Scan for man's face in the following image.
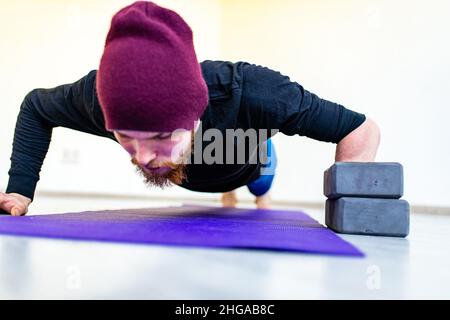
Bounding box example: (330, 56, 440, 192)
(114, 128, 194, 188)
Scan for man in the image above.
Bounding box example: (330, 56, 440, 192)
(0, 1, 380, 216)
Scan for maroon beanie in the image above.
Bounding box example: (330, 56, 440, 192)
(96, 1, 208, 132)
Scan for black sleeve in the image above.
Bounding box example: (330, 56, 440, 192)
(5, 70, 116, 201)
(240, 63, 366, 142)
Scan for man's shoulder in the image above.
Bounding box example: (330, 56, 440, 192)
(200, 60, 250, 98)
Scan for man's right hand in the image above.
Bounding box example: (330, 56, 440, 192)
(0, 192, 32, 216)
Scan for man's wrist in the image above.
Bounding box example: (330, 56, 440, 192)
(5, 174, 37, 201)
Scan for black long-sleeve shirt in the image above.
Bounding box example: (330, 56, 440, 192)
(6, 60, 366, 201)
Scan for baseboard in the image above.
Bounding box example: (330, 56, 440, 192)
(33, 190, 450, 215)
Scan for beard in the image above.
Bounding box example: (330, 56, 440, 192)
(130, 129, 194, 188)
(131, 158, 187, 188)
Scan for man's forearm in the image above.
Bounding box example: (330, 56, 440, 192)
(335, 118, 380, 162)
(6, 91, 53, 201)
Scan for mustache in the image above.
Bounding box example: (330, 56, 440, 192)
(130, 158, 180, 170)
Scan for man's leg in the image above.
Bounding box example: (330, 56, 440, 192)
(247, 138, 278, 209)
(221, 190, 238, 207)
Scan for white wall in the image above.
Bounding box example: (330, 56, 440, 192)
(220, 0, 450, 207)
(1, 0, 449, 207)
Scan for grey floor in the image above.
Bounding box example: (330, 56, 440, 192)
(0, 195, 449, 299)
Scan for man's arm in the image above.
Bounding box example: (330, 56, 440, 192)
(240, 63, 368, 145)
(2, 70, 115, 213)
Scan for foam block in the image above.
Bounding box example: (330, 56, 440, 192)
(325, 197, 410, 237)
(324, 162, 404, 199)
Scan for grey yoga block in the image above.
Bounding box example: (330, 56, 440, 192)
(324, 162, 404, 199)
(325, 197, 410, 237)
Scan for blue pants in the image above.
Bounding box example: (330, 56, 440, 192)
(247, 138, 277, 197)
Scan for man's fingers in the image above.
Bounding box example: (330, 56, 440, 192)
(11, 207, 21, 216)
(0, 193, 13, 204)
(0, 195, 11, 213)
(0, 194, 29, 216)
(11, 206, 26, 216)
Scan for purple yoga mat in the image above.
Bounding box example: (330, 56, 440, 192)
(0, 205, 363, 257)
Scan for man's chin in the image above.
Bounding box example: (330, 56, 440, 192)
(139, 168, 174, 188)
(133, 164, 186, 188)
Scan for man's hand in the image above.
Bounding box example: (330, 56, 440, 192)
(335, 118, 381, 162)
(0, 192, 32, 216)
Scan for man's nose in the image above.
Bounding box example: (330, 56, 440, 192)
(134, 143, 157, 166)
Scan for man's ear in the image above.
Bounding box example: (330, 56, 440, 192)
(194, 119, 201, 133)
(112, 130, 122, 140)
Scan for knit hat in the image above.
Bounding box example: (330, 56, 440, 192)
(96, 1, 208, 131)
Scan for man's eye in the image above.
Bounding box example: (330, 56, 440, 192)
(158, 133, 172, 139)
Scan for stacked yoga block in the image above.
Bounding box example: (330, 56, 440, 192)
(324, 162, 410, 237)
